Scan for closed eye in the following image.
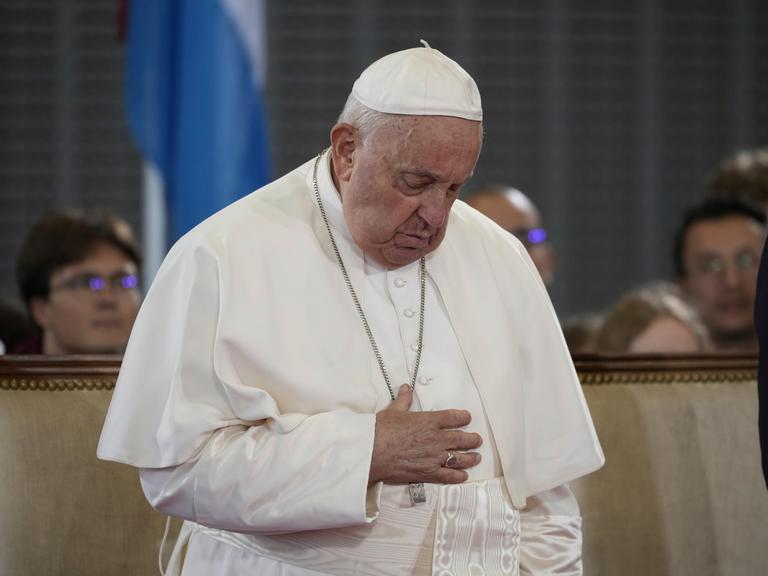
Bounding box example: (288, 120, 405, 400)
(401, 170, 468, 195)
(402, 174, 435, 191)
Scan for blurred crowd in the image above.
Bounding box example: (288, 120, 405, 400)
(1, 147, 766, 357)
(468, 147, 768, 355)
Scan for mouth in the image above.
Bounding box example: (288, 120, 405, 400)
(92, 319, 122, 329)
(396, 233, 431, 249)
(715, 298, 750, 314)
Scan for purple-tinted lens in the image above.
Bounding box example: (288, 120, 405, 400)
(527, 228, 547, 244)
(120, 274, 139, 289)
(89, 277, 106, 291)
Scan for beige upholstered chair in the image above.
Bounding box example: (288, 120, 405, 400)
(0, 356, 169, 576)
(572, 354, 768, 575)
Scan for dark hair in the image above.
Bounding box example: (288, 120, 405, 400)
(15, 210, 142, 307)
(0, 298, 34, 351)
(673, 196, 766, 278)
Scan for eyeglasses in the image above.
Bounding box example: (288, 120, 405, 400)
(51, 272, 139, 294)
(510, 227, 548, 247)
(689, 250, 759, 278)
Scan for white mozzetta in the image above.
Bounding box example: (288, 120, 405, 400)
(99, 150, 602, 574)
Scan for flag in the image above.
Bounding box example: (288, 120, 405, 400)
(124, 0, 271, 244)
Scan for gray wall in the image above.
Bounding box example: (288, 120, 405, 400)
(2, 0, 766, 318)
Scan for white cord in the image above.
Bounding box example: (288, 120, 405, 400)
(158, 515, 172, 575)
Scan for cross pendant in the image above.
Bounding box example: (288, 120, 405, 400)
(409, 482, 427, 505)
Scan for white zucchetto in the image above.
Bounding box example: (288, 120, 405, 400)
(351, 40, 482, 121)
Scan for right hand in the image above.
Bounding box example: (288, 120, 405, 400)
(368, 384, 483, 486)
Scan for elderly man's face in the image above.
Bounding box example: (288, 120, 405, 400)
(680, 215, 765, 347)
(331, 115, 482, 268)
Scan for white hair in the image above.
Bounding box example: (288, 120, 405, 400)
(336, 94, 394, 144)
(336, 93, 484, 146)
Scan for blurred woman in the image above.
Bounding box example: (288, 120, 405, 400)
(594, 283, 710, 354)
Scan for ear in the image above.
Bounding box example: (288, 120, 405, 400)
(29, 297, 51, 329)
(329, 123, 358, 183)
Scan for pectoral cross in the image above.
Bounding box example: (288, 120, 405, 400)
(409, 482, 426, 505)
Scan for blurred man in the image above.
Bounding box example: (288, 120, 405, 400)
(14, 210, 142, 354)
(674, 197, 766, 352)
(466, 186, 555, 285)
(709, 150, 768, 480)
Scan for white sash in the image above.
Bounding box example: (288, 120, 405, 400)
(432, 478, 520, 576)
(169, 478, 520, 575)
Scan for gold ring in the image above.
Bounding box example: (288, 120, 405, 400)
(444, 451, 457, 468)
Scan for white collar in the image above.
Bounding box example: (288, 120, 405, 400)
(309, 149, 356, 245)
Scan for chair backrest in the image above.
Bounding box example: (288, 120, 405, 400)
(0, 356, 168, 576)
(572, 354, 768, 576)
(2, 354, 766, 575)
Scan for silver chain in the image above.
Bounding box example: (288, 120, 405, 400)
(312, 151, 426, 401)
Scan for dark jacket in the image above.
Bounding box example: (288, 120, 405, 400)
(756, 235, 768, 488)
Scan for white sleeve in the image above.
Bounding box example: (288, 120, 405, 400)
(99, 236, 384, 534)
(140, 418, 384, 534)
(519, 484, 582, 575)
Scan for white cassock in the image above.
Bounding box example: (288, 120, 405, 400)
(98, 151, 604, 575)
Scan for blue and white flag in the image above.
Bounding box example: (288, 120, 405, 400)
(125, 0, 271, 244)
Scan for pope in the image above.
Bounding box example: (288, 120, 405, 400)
(98, 41, 604, 575)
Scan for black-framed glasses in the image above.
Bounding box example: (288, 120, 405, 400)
(52, 272, 139, 294)
(510, 227, 548, 247)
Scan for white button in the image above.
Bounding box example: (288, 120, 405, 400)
(419, 376, 430, 385)
(404, 308, 415, 318)
(394, 278, 407, 288)
(410, 343, 419, 352)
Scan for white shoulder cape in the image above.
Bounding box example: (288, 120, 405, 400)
(98, 157, 603, 508)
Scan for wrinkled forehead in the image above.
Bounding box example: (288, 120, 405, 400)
(369, 115, 482, 173)
(384, 114, 483, 140)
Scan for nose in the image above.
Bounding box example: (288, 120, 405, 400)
(417, 187, 450, 229)
(721, 262, 744, 288)
(94, 286, 119, 307)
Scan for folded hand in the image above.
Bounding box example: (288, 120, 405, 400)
(368, 384, 483, 485)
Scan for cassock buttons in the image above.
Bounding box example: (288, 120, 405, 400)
(394, 278, 407, 288)
(410, 343, 419, 352)
(404, 308, 415, 318)
(419, 375, 431, 385)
